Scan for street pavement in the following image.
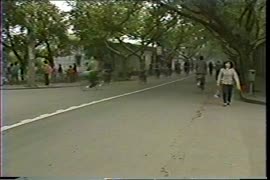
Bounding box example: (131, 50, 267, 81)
(2, 74, 266, 178)
(3, 75, 186, 126)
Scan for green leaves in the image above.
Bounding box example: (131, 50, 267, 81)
(3, 0, 69, 64)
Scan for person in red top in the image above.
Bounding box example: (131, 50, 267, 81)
(67, 65, 75, 82)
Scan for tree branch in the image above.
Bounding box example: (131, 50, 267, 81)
(104, 40, 123, 57)
(115, 1, 141, 28)
(178, 51, 191, 61)
(239, 0, 252, 25)
(4, 29, 25, 63)
(252, 36, 265, 50)
(159, 2, 211, 28)
(35, 40, 43, 48)
(2, 41, 12, 49)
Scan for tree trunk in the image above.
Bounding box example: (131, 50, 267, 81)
(20, 51, 29, 82)
(139, 54, 146, 71)
(121, 58, 129, 80)
(20, 62, 26, 81)
(48, 56, 54, 68)
(45, 40, 54, 68)
(237, 49, 254, 85)
(139, 54, 147, 82)
(27, 39, 36, 87)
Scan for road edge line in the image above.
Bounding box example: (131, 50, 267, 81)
(2, 75, 194, 132)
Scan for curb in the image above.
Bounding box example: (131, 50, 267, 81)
(1, 84, 82, 90)
(0, 76, 183, 91)
(239, 92, 266, 105)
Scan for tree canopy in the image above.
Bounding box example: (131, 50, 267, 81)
(2, 0, 265, 83)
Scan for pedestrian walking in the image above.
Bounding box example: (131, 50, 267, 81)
(43, 61, 52, 86)
(208, 62, 213, 76)
(103, 63, 113, 83)
(190, 61, 194, 72)
(51, 66, 57, 82)
(57, 64, 63, 81)
(166, 62, 172, 76)
(184, 61, 190, 75)
(73, 63, 78, 81)
(86, 70, 99, 88)
(175, 60, 181, 74)
(149, 63, 153, 75)
(11, 62, 19, 84)
(215, 61, 223, 80)
(139, 69, 147, 83)
(217, 61, 241, 106)
(155, 63, 161, 78)
(195, 56, 207, 90)
(67, 65, 75, 82)
(20, 64, 25, 81)
(7, 63, 13, 83)
(214, 61, 223, 98)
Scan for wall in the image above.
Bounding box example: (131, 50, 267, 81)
(112, 49, 155, 76)
(54, 53, 88, 72)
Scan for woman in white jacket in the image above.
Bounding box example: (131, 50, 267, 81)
(217, 61, 241, 106)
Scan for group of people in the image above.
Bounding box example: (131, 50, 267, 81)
(174, 60, 195, 75)
(194, 56, 241, 107)
(6, 62, 23, 84)
(44, 62, 79, 85)
(5, 61, 79, 86)
(149, 62, 170, 78)
(183, 61, 195, 75)
(148, 61, 195, 78)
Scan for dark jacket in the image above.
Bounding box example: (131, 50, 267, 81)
(196, 60, 207, 74)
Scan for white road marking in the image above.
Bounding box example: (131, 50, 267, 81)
(2, 75, 193, 132)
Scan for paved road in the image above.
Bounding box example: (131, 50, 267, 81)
(3, 76, 183, 126)
(2, 75, 265, 178)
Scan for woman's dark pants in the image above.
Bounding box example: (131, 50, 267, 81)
(222, 84, 233, 104)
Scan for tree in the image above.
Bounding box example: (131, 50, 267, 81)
(69, 0, 184, 80)
(151, 0, 266, 83)
(2, 0, 69, 86)
(69, 0, 146, 78)
(104, 2, 180, 79)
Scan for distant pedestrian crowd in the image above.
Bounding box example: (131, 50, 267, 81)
(4, 61, 79, 86)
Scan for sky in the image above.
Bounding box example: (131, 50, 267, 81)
(50, 1, 72, 12)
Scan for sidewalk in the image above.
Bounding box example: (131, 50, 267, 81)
(240, 76, 266, 105)
(1, 82, 82, 90)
